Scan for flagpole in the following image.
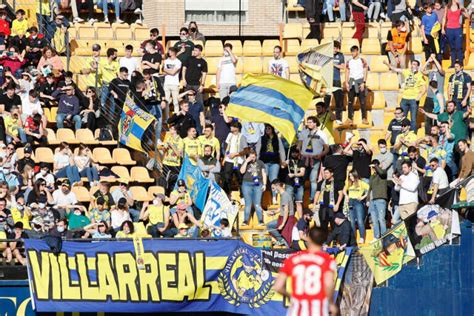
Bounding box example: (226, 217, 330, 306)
(154, 120, 159, 185)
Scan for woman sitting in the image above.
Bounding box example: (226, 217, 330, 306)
(53, 142, 81, 185)
(74, 144, 100, 186)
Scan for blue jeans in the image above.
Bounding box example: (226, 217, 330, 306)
(349, 198, 366, 240)
(446, 28, 463, 67)
(100, 84, 115, 115)
(368, 199, 387, 239)
(55, 166, 81, 184)
(97, 0, 120, 19)
(128, 208, 140, 222)
(325, 0, 347, 21)
(400, 98, 418, 132)
(267, 219, 288, 246)
(307, 160, 321, 201)
(7, 128, 27, 144)
(264, 163, 280, 197)
(56, 113, 82, 130)
(241, 181, 263, 223)
(392, 205, 401, 225)
(150, 104, 162, 140)
(79, 167, 99, 183)
(285, 184, 304, 203)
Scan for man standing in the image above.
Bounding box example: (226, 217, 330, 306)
(313, 167, 344, 230)
(421, 4, 439, 60)
(352, 0, 368, 44)
(98, 48, 119, 114)
(184, 89, 205, 135)
(393, 119, 418, 157)
(197, 145, 221, 181)
(325, 41, 345, 125)
(298, 116, 329, 201)
(216, 43, 238, 98)
(385, 60, 426, 132)
(167, 100, 196, 138)
(242, 122, 265, 152)
(344, 137, 373, 182)
(182, 44, 207, 104)
(267, 180, 295, 247)
(222, 121, 248, 194)
(345, 46, 368, 125)
(163, 47, 182, 115)
(119, 45, 139, 80)
(268, 45, 289, 79)
(109, 67, 131, 125)
(182, 126, 202, 165)
(393, 160, 420, 220)
(141, 40, 162, 76)
(273, 227, 337, 316)
(448, 61, 472, 112)
(304, 0, 324, 41)
(173, 27, 194, 64)
(428, 157, 449, 204)
(198, 124, 221, 160)
(386, 20, 409, 67)
(368, 159, 388, 239)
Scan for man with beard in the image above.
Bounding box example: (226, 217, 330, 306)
(291, 208, 314, 250)
(198, 145, 221, 181)
(98, 48, 120, 114)
(324, 212, 357, 249)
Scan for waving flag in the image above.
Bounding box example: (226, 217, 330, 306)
(176, 155, 210, 210)
(227, 73, 313, 143)
(297, 41, 334, 96)
(118, 95, 155, 152)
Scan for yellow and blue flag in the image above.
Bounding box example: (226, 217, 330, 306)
(176, 155, 210, 210)
(227, 73, 313, 143)
(118, 95, 155, 152)
(297, 42, 334, 96)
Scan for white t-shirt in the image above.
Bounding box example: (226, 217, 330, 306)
(53, 153, 71, 169)
(73, 155, 91, 172)
(163, 58, 182, 86)
(52, 189, 78, 206)
(224, 133, 244, 164)
(346, 57, 366, 82)
(217, 56, 236, 84)
(432, 167, 449, 190)
(119, 56, 140, 80)
(34, 173, 55, 186)
(268, 58, 289, 78)
(22, 100, 43, 117)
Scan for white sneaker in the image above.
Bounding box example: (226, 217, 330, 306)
(135, 18, 143, 25)
(359, 238, 365, 244)
(103, 17, 109, 23)
(134, 8, 142, 14)
(116, 18, 125, 24)
(335, 120, 343, 125)
(73, 17, 84, 23)
(88, 18, 97, 25)
(380, 13, 386, 20)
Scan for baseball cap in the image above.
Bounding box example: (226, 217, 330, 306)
(92, 43, 101, 51)
(153, 193, 166, 200)
(177, 179, 186, 187)
(24, 146, 33, 154)
(96, 196, 105, 205)
(334, 212, 346, 219)
(61, 179, 71, 187)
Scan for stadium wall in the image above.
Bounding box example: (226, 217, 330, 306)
(143, 0, 282, 37)
(370, 221, 473, 316)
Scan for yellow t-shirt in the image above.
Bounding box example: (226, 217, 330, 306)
(116, 231, 136, 239)
(11, 19, 29, 36)
(162, 133, 183, 167)
(98, 59, 119, 84)
(148, 204, 168, 225)
(11, 207, 31, 230)
(37, 0, 51, 16)
(170, 190, 192, 206)
(395, 131, 417, 155)
(345, 181, 369, 199)
(401, 69, 425, 100)
(198, 135, 221, 157)
(183, 137, 202, 165)
(4, 115, 19, 137)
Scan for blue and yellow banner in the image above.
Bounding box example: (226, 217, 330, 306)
(118, 95, 155, 152)
(227, 74, 313, 143)
(176, 155, 210, 210)
(297, 42, 334, 96)
(24, 239, 286, 314)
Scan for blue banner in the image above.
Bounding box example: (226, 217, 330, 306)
(176, 156, 210, 210)
(24, 239, 287, 314)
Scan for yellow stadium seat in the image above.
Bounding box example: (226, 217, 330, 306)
(111, 166, 130, 180)
(112, 148, 137, 166)
(262, 39, 280, 56)
(56, 128, 79, 144)
(366, 73, 380, 91)
(283, 23, 303, 39)
(206, 57, 220, 75)
(72, 186, 91, 203)
(68, 27, 77, 40)
(300, 39, 319, 51)
(130, 186, 150, 202)
(370, 55, 390, 72)
(243, 57, 263, 74)
(224, 40, 242, 56)
(243, 40, 262, 56)
(204, 40, 224, 57)
(287, 57, 299, 74)
(92, 147, 116, 164)
(341, 25, 356, 38)
(366, 23, 380, 38)
(287, 0, 305, 11)
(289, 73, 301, 83)
(134, 27, 149, 41)
(45, 128, 60, 145)
(35, 147, 54, 164)
(148, 186, 165, 199)
(464, 54, 474, 70)
(108, 40, 124, 51)
(77, 25, 96, 40)
(341, 38, 360, 54)
(76, 129, 99, 145)
(94, 129, 117, 146)
(130, 166, 154, 183)
(369, 91, 386, 109)
(284, 39, 300, 56)
(115, 27, 132, 40)
(361, 38, 381, 55)
(322, 27, 340, 39)
(409, 37, 423, 54)
(96, 26, 114, 40)
(379, 73, 400, 90)
(49, 107, 58, 124)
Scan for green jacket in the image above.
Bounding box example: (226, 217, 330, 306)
(368, 166, 388, 200)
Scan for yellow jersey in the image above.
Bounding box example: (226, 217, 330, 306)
(395, 131, 417, 155)
(98, 59, 119, 84)
(182, 137, 202, 165)
(401, 69, 425, 100)
(198, 135, 221, 157)
(162, 133, 183, 167)
(345, 181, 369, 199)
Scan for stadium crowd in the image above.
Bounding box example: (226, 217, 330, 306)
(0, 1, 473, 266)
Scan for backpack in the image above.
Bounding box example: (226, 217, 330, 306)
(98, 128, 112, 141)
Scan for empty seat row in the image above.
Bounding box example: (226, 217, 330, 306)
(73, 185, 164, 203)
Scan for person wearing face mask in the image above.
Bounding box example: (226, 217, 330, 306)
(173, 27, 194, 64)
(385, 60, 427, 132)
(140, 193, 173, 238)
(49, 218, 74, 239)
(375, 139, 394, 181)
(0, 164, 19, 193)
(98, 48, 120, 115)
(25, 26, 47, 67)
(198, 145, 221, 181)
(188, 21, 205, 42)
(29, 202, 55, 236)
(10, 195, 31, 230)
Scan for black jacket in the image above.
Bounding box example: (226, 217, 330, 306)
(326, 220, 357, 247)
(168, 112, 196, 138)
